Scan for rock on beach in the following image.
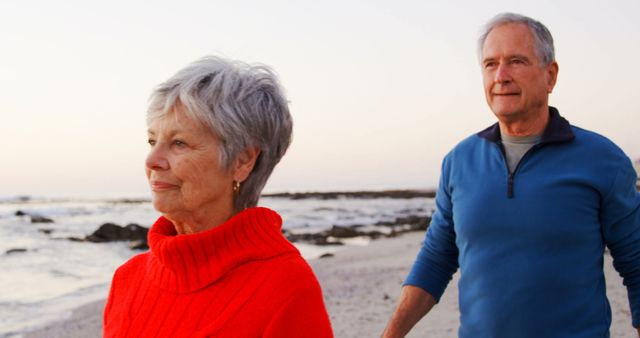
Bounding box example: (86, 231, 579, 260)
(15, 210, 55, 223)
(84, 223, 149, 250)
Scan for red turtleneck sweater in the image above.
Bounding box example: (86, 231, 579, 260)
(103, 207, 333, 337)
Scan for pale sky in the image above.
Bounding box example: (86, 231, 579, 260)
(1, 0, 638, 197)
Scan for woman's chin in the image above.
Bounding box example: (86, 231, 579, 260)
(151, 195, 179, 214)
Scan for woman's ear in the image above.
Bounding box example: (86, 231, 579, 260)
(233, 147, 261, 183)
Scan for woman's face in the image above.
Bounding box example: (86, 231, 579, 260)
(145, 107, 234, 219)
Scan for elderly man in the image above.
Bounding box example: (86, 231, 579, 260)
(382, 13, 640, 338)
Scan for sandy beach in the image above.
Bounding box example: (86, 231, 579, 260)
(23, 231, 638, 338)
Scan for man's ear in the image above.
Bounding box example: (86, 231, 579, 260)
(233, 147, 261, 183)
(546, 61, 559, 93)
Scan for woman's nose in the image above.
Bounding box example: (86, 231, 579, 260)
(145, 144, 169, 171)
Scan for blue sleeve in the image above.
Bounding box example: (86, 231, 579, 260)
(404, 155, 459, 302)
(601, 158, 640, 327)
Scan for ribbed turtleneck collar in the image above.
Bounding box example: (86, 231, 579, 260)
(146, 207, 298, 293)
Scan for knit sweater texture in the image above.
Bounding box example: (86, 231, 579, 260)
(405, 107, 640, 337)
(103, 207, 333, 337)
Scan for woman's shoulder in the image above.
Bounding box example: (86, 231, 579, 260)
(258, 254, 333, 337)
(112, 251, 151, 281)
(257, 252, 323, 290)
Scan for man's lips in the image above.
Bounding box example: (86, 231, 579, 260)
(150, 181, 180, 191)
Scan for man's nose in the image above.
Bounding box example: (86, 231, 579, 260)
(494, 63, 512, 84)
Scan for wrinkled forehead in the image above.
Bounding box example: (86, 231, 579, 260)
(147, 103, 206, 133)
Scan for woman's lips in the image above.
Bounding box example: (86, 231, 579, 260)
(150, 181, 179, 191)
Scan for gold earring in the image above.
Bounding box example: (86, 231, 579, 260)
(233, 180, 241, 193)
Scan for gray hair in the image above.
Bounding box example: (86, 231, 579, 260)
(478, 13, 555, 66)
(147, 56, 293, 212)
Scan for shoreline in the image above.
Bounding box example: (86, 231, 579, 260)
(1, 189, 437, 205)
(6, 192, 434, 254)
(22, 231, 638, 338)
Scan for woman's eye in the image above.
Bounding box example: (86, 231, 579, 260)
(173, 140, 188, 148)
(148, 139, 156, 146)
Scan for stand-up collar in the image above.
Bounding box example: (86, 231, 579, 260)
(477, 106, 575, 145)
(146, 207, 298, 293)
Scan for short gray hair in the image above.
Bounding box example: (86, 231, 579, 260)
(478, 13, 555, 66)
(147, 56, 293, 212)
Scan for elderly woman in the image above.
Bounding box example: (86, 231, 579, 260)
(103, 56, 333, 337)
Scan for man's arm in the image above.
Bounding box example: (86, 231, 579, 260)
(587, 155, 640, 337)
(381, 286, 437, 338)
(599, 153, 640, 330)
(381, 155, 458, 337)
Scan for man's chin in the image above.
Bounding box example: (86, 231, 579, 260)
(492, 108, 521, 119)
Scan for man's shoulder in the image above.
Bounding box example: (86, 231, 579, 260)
(446, 133, 489, 157)
(559, 125, 635, 185)
(569, 125, 627, 157)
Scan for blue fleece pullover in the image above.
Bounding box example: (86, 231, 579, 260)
(406, 107, 640, 337)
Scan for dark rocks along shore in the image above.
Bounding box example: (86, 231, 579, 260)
(13, 189, 435, 251)
(264, 189, 435, 200)
(15, 210, 55, 223)
(283, 215, 431, 246)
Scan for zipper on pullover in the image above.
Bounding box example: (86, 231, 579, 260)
(498, 142, 542, 199)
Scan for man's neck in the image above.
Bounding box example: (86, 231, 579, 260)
(498, 106, 549, 137)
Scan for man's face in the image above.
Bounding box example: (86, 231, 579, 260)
(481, 23, 558, 122)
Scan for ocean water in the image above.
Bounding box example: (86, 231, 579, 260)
(0, 195, 433, 337)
